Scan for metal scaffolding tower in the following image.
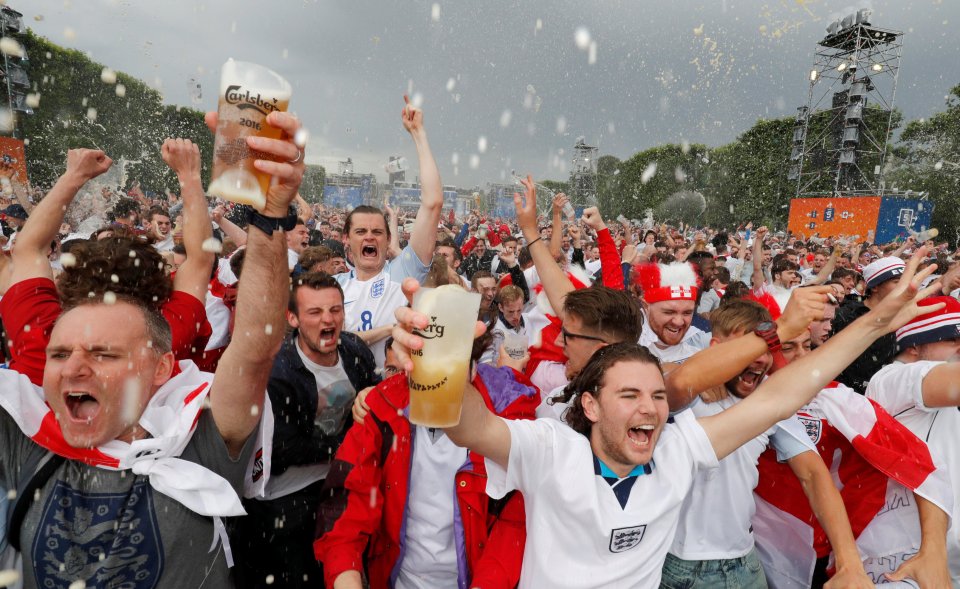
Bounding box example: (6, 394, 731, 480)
(789, 9, 903, 197)
(1, 5, 33, 138)
(569, 137, 598, 209)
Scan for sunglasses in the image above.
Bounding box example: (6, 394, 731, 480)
(561, 327, 607, 345)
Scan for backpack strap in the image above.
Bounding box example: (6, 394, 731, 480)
(6, 451, 64, 552)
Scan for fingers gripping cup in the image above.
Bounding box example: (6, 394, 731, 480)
(409, 285, 482, 427)
(208, 60, 292, 210)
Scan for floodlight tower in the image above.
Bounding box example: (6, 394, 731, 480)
(789, 9, 903, 197)
(569, 137, 598, 208)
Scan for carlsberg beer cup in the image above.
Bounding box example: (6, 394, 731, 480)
(409, 285, 482, 427)
(208, 60, 292, 209)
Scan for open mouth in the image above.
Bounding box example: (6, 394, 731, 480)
(319, 328, 337, 347)
(361, 245, 378, 259)
(737, 369, 764, 389)
(63, 391, 101, 424)
(627, 425, 655, 447)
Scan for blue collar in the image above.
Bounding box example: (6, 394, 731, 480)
(593, 455, 653, 479)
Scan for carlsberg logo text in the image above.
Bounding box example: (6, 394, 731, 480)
(225, 85, 282, 115)
(415, 317, 445, 340)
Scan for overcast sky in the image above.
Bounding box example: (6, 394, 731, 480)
(19, 0, 960, 188)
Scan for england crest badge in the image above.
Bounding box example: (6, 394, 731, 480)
(609, 525, 646, 553)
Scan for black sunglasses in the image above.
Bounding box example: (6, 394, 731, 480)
(561, 327, 607, 344)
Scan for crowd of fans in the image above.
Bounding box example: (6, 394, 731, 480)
(0, 98, 958, 589)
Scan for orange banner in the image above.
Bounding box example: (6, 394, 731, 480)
(787, 197, 880, 239)
(0, 136, 29, 185)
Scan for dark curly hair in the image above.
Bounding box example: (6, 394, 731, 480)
(550, 342, 662, 436)
(57, 237, 173, 310)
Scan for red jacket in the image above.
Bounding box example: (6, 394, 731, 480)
(315, 364, 539, 589)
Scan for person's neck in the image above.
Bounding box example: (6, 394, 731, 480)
(354, 265, 384, 281)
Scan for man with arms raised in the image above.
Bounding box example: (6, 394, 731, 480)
(390, 186, 943, 588)
(0, 110, 304, 588)
(337, 97, 443, 366)
(867, 296, 960, 585)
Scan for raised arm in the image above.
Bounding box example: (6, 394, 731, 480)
(806, 246, 840, 286)
(162, 138, 215, 304)
(402, 96, 443, 266)
(212, 204, 248, 246)
(10, 149, 112, 284)
(0, 161, 33, 213)
(751, 226, 768, 289)
(385, 204, 401, 260)
(210, 110, 305, 454)
(548, 194, 566, 260)
(701, 249, 942, 460)
(515, 177, 574, 317)
(664, 287, 826, 411)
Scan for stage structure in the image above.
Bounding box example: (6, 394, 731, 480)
(568, 137, 598, 213)
(0, 5, 33, 138)
(789, 9, 902, 198)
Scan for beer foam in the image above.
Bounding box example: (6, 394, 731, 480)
(208, 169, 266, 209)
(219, 60, 292, 101)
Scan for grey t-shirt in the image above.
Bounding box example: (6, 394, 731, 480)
(0, 409, 257, 589)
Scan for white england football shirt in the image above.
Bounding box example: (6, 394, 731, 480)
(867, 361, 960, 584)
(486, 411, 718, 588)
(335, 244, 430, 367)
(670, 395, 814, 560)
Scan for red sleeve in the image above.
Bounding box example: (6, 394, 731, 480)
(461, 235, 477, 257)
(487, 229, 502, 248)
(161, 291, 211, 361)
(0, 277, 62, 385)
(596, 228, 624, 290)
(314, 407, 387, 587)
(470, 493, 527, 589)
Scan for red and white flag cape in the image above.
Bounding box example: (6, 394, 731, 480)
(0, 360, 272, 518)
(752, 382, 952, 587)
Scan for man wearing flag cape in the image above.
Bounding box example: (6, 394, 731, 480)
(0, 109, 305, 589)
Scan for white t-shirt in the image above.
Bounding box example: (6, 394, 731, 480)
(335, 244, 430, 367)
(203, 290, 232, 351)
(639, 318, 708, 364)
(670, 395, 814, 560)
(287, 248, 300, 271)
(486, 411, 719, 588)
(295, 340, 357, 436)
(866, 360, 960, 584)
(396, 427, 467, 589)
(697, 289, 722, 315)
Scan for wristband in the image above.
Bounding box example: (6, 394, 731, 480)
(527, 236, 543, 248)
(754, 321, 781, 354)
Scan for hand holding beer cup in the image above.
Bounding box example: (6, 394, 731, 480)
(205, 109, 305, 218)
(207, 60, 297, 211)
(393, 278, 488, 427)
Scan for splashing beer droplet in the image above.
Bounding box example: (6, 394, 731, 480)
(100, 68, 117, 84)
(201, 238, 223, 253)
(430, 3, 440, 22)
(294, 128, 309, 148)
(61, 253, 77, 267)
(103, 291, 117, 305)
(574, 27, 591, 50)
(115, 84, 126, 98)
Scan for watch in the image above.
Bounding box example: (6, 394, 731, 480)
(754, 321, 782, 354)
(247, 208, 298, 235)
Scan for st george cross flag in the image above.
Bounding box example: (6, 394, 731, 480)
(752, 382, 952, 587)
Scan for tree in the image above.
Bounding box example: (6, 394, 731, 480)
(300, 164, 326, 202)
(19, 29, 212, 193)
(889, 85, 960, 241)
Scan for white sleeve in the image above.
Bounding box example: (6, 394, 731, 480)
(866, 361, 941, 415)
(387, 243, 431, 284)
(674, 410, 720, 472)
(770, 415, 817, 462)
(485, 418, 557, 500)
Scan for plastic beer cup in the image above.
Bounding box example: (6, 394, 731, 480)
(502, 331, 528, 361)
(208, 60, 292, 209)
(408, 285, 482, 427)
